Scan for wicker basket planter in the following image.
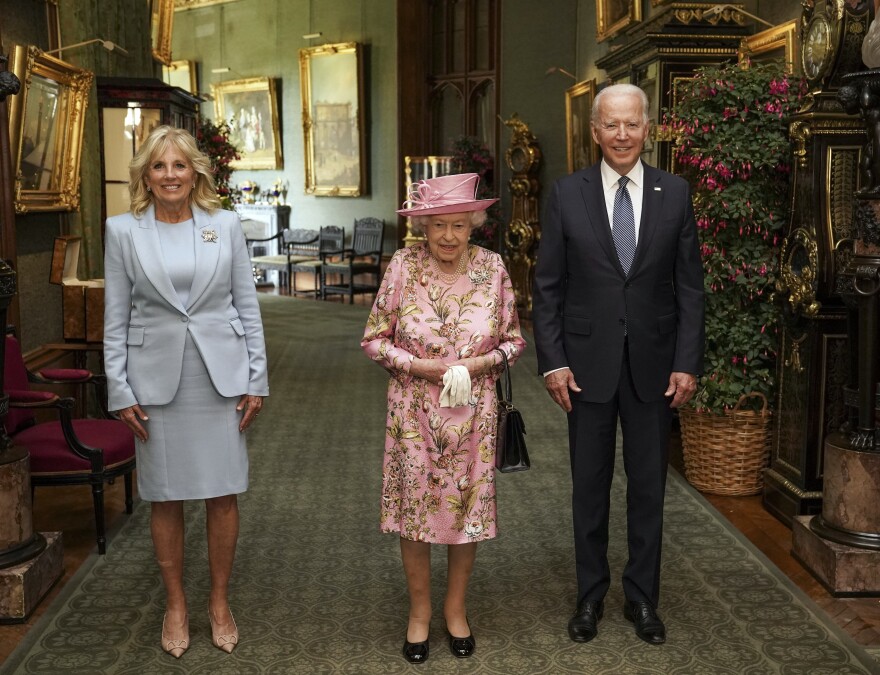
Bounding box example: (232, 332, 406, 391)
(678, 393, 772, 496)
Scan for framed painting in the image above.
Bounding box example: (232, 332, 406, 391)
(565, 79, 598, 173)
(212, 77, 283, 170)
(7, 45, 93, 213)
(597, 0, 641, 42)
(738, 20, 800, 74)
(299, 42, 367, 197)
(151, 0, 174, 65)
(163, 60, 197, 94)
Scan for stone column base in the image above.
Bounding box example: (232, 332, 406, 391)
(792, 516, 880, 596)
(0, 532, 63, 623)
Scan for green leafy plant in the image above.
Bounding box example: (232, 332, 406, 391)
(196, 117, 241, 210)
(449, 135, 501, 250)
(663, 61, 805, 412)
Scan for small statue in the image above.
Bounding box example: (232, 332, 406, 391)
(862, 0, 880, 68)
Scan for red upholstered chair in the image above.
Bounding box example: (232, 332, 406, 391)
(4, 335, 135, 554)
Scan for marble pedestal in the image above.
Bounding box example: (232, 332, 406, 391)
(791, 432, 880, 595)
(0, 531, 63, 622)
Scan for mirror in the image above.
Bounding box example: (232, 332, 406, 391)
(151, 0, 174, 66)
(8, 45, 93, 213)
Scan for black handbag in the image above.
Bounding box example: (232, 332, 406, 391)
(494, 349, 530, 473)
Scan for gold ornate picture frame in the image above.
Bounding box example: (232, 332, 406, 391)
(565, 79, 598, 173)
(738, 20, 800, 74)
(299, 42, 366, 197)
(7, 45, 93, 213)
(597, 0, 642, 42)
(162, 60, 197, 94)
(151, 0, 174, 66)
(212, 77, 283, 171)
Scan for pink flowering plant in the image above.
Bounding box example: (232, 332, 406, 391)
(450, 135, 501, 250)
(663, 60, 805, 412)
(196, 117, 241, 210)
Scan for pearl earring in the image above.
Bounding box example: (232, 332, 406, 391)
(147, 186, 152, 192)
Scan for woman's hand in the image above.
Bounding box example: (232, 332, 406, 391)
(450, 353, 497, 379)
(116, 404, 149, 442)
(409, 358, 449, 386)
(237, 394, 264, 432)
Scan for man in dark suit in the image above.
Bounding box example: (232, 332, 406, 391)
(532, 84, 704, 646)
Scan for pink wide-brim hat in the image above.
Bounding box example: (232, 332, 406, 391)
(397, 172, 498, 216)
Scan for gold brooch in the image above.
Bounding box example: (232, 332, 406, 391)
(202, 229, 218, 243)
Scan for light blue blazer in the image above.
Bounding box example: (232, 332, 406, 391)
(103, 204, 269, 411)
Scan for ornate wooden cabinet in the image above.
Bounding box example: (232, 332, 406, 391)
(764, 0, 873, 524)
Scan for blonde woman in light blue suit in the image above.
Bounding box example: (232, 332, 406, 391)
(103, 125, 268, 659)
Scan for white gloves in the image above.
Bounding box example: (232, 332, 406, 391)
(440, 365, 473, 407)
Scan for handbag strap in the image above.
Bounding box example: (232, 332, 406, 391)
(494, 348, 512, 404)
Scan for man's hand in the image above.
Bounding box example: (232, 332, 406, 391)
(545, 367, 581, 413)
(665, 372, 697, 408)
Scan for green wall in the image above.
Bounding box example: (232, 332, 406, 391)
(172, 0, 399, 247)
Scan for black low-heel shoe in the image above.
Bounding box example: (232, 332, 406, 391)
(402, 638, 429, 664)
(449, 632, 476, 658)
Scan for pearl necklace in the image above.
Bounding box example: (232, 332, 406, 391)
(430, 248, 468, 284)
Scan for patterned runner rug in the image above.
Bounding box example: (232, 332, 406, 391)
(3, 296, 878, 674)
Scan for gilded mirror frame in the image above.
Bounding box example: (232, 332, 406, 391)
(8, 45, 94, 213)
(151, 0, 174, 66)
(299, 42, 367, 197)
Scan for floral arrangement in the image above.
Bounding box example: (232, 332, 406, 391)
(196, 117, 241, 210)
(663, 60, 805, 413)
(449, 135, 501, 250)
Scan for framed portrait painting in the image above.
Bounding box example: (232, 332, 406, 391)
(738, 20, 800, 74)
(150, 0, 174, 65)
(597, 0, 642, 42)
(299, 42, 367, 197)
(212, 77, 283, 170)
(162, 60, 197, 94)
(566, 79, 598, 173)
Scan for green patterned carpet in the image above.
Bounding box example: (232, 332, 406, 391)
(2, 296, 879, 674)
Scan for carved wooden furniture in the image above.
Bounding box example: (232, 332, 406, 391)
(502, 114, 540, 315)
(290, 226, 346, 298)
(322, 218, 385, 303)
(236, 203, 292, 286)
(765, 0, 873, 524)
(5, 335, 135, 555)
(247, 229, 318, 294)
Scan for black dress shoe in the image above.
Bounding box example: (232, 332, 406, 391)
(448, 632, 476, 658)
(402, 638, 429, 664)
(624, 601, 666, 645)
(567, 599, 604, 643)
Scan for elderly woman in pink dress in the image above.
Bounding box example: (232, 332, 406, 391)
(362, 173, 525, 664)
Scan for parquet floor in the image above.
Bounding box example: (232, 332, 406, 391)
(1, 285, 878, 666)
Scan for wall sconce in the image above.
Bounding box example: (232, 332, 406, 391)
(45, 38, 129, 57)
(302, 32, 323, 40)
(705, 4, 773, 28)
(545, 66, 577, 81)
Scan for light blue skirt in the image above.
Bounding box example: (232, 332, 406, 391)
(136, 332, 248, 501)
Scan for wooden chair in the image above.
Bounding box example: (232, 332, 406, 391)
(4, 335, 136, 554)
(248, 228, 319, 293)
(321, 218, 385, 303)
(289, 225, 345, 298)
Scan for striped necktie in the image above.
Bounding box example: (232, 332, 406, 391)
(612, 176, 636, 275)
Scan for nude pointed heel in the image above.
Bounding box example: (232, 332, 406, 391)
(209, 608, 239, 653)
(161, 613, 189, 659)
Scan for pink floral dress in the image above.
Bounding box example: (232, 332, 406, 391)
(362, 243, 525, 544)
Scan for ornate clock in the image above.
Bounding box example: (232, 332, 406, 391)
(766, 0, 873, 523)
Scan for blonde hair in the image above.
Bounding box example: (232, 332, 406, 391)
(128, 125, 222, 217)
(411, 209, 488, 236)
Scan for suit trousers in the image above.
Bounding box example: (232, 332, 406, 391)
(567, 342, 673, 608)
